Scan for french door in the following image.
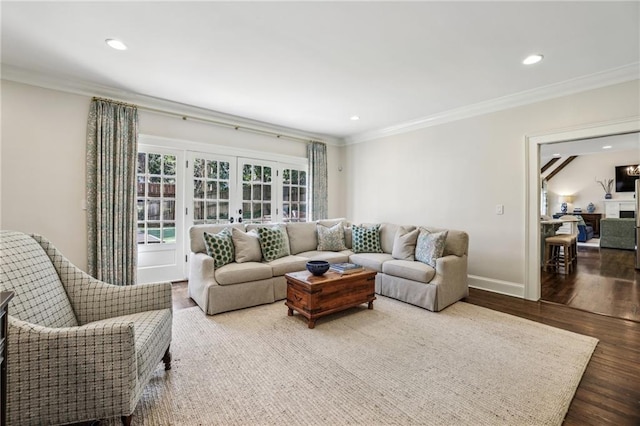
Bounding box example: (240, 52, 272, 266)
(137, 146, 185, 283)
(186, 153, 279, 225)
(136, 140, 308, 283)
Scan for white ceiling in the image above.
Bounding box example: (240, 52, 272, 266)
(2, 1, 639, 142)
(540, 132, 640, 166)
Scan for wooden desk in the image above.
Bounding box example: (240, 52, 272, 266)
(0, 291, 14, 426)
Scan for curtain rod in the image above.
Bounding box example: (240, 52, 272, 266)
(91, 96, 322, 144)
(137, 104, 322, 145)
(91, 96, 138, 108)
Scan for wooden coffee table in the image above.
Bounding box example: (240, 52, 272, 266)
(285, 269, 377, 328)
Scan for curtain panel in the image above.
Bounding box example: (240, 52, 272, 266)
(86, 98, 139, 285)
(307, 141, 328, 220)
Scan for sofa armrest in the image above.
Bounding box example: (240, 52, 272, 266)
(188, 252, 218, 312)
(7, 316, 137, 423)
(431, 254, 469, 310)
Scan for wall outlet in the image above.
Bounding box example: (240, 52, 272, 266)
(495, 204, 504, 215)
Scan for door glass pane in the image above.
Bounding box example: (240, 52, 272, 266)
(243, 202, 251, 219)
(207, 160, 217, 179)
(194, 201, 204, 221)
(163, 200, 175, 220)
(220, 182, 229, 200)
(253, 184, 262, 200)
(220, 162, 229, 180)
(147, 223, 161, 244)
(219, 202, 229, 220)
(206, 202, 217, 220)
(163, 155, 176, 175)
(254, 165, 262, 181)
(194, 181, 204, 198)
(162, 222, 175, 244)
(264, 186, 271, 201)
(194, 159, 205, 178)
(149, 154, 161, 175)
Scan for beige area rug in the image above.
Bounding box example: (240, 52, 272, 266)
(104, 297, 598, 425)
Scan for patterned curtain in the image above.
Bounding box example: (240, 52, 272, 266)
(307, 141, 328, 220)
(86, 98, 139, 285)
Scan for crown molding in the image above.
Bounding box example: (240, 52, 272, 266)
(344, 63, 640, 145)
(1, 64, 342, 146)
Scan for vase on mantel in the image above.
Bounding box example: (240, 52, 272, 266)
(605, 193, 612, 199)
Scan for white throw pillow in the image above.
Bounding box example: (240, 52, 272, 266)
(231, 228, 262, 263)
(391, 226, 419, 260)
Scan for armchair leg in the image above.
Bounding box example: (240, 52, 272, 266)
(163, 346, 172, 370)
(122, 415, 133, 426)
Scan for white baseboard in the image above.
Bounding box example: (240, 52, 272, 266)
(468, 275, 525, 299)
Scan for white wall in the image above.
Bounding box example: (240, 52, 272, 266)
(1, 80, 345, 271)
(546, 149, 640, 215)
(344, 79, 639, 296)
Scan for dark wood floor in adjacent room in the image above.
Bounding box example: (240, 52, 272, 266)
(541, 245, 639, 322)
(173, 282, 640, 425)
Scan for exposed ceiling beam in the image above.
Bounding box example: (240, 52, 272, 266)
(545, 156, 578, 181)
(541, 157, 560, 173)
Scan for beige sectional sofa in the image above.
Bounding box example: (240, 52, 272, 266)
(188, 219, 468, 315)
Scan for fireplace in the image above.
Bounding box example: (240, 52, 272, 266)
(620, 210, 636, 219)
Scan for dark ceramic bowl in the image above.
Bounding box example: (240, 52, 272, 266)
(306, 260, 330, 276)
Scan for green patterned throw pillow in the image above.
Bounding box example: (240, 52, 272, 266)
(352, 224, 383, 254)
(203, 228, 235, 268)
(317, 223, 347, 251)
(257, 226, 291, 262)
(415, 228, 448, 268)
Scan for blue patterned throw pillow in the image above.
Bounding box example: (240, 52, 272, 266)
(317, 223, 347, 251)
(257, 225, 291, 262)
(203, 228, 235, 268)
(415, 228, 448, 268)
(352, 224, 383, 254)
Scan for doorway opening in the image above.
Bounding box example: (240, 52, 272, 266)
(525, 118, 640, 321)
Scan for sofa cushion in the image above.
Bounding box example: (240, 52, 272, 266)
(267, 255, 310, 276)
(382, 259, 436, 284)
(286, 222, 318, 254)
(231, 228, 262, 263)
(257, 225, 291, 262)
(391, 226, 419, 260)
(317, 223, 347, 251)
(203, 229, 235, 268)
(352, 224, 383, 254)
(379, 223, 400, 254)
(349, 253, 394, 272)
(416, 228, 448, 267)
(215, 262, 273, 285)
(297, 250, 352, 264)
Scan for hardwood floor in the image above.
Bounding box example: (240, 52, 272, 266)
(172, 282, 640, 425)
(541, 245, 640, 322)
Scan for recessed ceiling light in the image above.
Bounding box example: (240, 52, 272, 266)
(522, 54, 543, 65)
(106, 39, 127, 51)
(350, 115, 360, 121)
(602, 145, 612, 149)
(553, 153, 561, 157)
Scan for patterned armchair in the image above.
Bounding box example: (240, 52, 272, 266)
(0, 231, 173, 426)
